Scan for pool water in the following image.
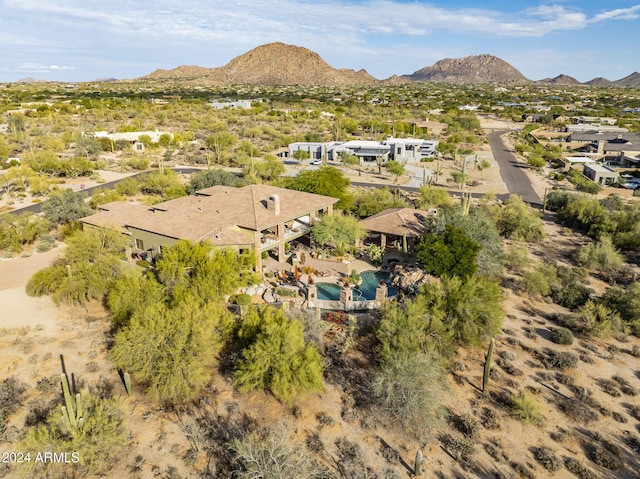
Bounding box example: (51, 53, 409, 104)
(316, 271, 396, 301)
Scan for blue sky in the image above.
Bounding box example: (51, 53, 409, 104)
(0, 0, 638, 83)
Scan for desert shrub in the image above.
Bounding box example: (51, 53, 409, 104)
(231, 426, 321, 479)
(481, 408, 501, 430)
(630, 405, 640, 421)
(612, 376, 637, 396)
(521, 263, 557, 297)
(315, 412, 335, 428)
(558, 398, 599, 424)
(511, 462, 536, 479)
(551, 281, 591, 310)
(539, 349, 578, 370)
(439, 433, 476, 459)
(574, 236, 624, 278)
(550, 327, 574, 345)
(230, 293, 252, 306)
(36, 234, 57, 252)
(511, 392, 544, 426)
(497, 195, 544, 242)
(451, 413, 481, 439)
(598, 379, 621, 397)
(503, 242, 530, 273)
(565, 458, 599, 479)
(574, 300, 623, 339)
(533, 446, 563, 472)
(590, 446, 620, 470)
(19, 393, 128, 478)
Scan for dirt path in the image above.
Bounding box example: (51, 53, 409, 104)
(0, 246, 65, 332)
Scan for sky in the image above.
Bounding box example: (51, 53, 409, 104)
(0, 0, 639, 83)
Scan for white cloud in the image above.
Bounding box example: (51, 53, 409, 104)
(17, 63, 76, 73)
(590, 5, 640, 23)
(4, 0, 639, 44)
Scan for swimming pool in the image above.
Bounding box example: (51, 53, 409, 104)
(316, 271, 396, 301)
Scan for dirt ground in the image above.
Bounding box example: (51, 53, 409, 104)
(1, 213, 640, 478)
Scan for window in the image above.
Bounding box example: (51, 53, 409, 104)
(135, 238, 144, 250)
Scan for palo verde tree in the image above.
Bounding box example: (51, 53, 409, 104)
(187, 168, 244, 194)
(418, 275, 504, 348)
(110, 298, 234, 403)
(285, 165, 353, 210)
(311, 210, 365, 256)
(42, 188, 93, 225)
(26, 227, 127, 305)
(155, 240, 257, 304)
(415, 224, 480, 280)
(234, 306, 324, 406)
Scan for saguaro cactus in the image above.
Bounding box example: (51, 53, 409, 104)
(61, 373, 84, 432)
(482, 337, 495, 393)
(123, 371, 132, 396)
(414, 449, 423, 476)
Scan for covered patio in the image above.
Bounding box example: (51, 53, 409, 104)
(358, 207, 437, 253)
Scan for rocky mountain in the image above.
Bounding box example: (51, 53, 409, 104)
(616, 72, 640, 87)
(585, 77, 613, 86)
(143, 42, 377, 86)
(539, 74, 581, 85)
(140, 43, 640, 88)
(402, 54, 530, 85)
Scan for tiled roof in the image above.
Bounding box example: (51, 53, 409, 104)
(80, 185, 338, 245)
(359, 208, 435, 237)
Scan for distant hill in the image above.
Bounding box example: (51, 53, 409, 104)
(143, 42, 378, 86)
(585, 77, 613, 86)
(538, 74, 581, 85)
(402, 54, 530, 85)
(615, 72, 640, 87)
(139, 43, 640, 88)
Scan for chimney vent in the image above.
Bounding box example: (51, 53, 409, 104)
(266, 194, 280, 215)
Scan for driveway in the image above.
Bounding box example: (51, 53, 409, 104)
(488, 130, 541, 206)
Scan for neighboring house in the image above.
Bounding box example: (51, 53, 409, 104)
(570, 132, 640, 165)
(582, 164, 619, 186)
(287, 137, 439, 164)
(80, 185, 338, 272)
(207, 99, 252, 109)
(359, 207, 437, 252)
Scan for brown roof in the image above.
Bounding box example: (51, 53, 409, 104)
(80, 185, 338, 245)
(359, 208, 434, 237)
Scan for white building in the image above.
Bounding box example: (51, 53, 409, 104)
(287, 137, 438, 164)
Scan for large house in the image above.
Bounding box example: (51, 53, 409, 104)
(80, 185, 338, 272)
(287, 137, 439, 164)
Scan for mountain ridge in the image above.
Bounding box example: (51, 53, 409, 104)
(139, 42, 640, 87)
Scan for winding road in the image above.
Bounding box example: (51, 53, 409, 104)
(487, 130, 542, 206)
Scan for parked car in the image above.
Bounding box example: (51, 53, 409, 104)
(623, 182, 640, 189)
(310, 159, 322, 165)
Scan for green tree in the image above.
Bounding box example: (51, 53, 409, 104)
(417, 185, 453, 211)
(384, 160, 405, 182)
(156, 241, 256, 304)
(187, 168, 243, 194)
(42, 189, 93, 225)
(372, 351, 448, 439)
(286, 166, 353, 210)
(311, 211, 365, 255)
(573, 300, 622, 339)
(418, 275, 504, 347)
(292, 149, 310, 161)
(0, 212, 50, 252)
(234, 306, 324, 406)
(496, 195, 544, 242)
(26, 228, 127, 305)
(415, 225, 480, 279)
(111, 299, 233, 403)
(574, 236, 624, 278)
(350, 187, 407, 218)
(255, 154, 286, 182)
(106, 272, 165, 327)
(338, 150, 360, 173)
(450, 171, 469, 188)
(137, 170, 186, 199)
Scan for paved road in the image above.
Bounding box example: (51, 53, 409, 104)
(487, 130, 542, 206)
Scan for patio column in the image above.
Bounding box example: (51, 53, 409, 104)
(253, 231, 263, 273)
(380, 233, 387, 249)
(276, 223, 285, 262)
